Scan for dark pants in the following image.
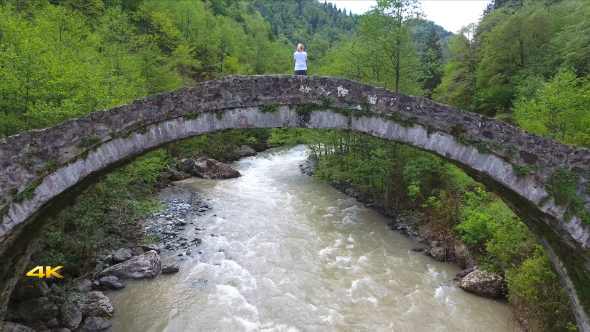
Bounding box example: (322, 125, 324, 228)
(294, 70, 307, 76)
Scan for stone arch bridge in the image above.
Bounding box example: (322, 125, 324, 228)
(1, 75, 590, 329)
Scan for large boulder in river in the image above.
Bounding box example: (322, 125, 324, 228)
(177, 157, 240, 179)
(1, 322, 36, 332)
(70, 291, 114, 318)
(459, 269, 505, 299)
(97, 250, 161, 279)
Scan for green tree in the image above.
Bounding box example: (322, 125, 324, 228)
(433, 24, 478, 110)
(419, 25, 443, 98)
(359, 0, 423, 93)
(513, 70, 590, 147)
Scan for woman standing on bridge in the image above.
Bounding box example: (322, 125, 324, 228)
(294, 44, 307, 76)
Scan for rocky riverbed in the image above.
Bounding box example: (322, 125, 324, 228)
(2, 155, 243, 332)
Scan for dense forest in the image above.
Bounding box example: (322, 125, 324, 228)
(1, 0, 589, 331)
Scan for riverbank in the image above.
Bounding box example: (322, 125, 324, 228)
(1, 162, 235, 332)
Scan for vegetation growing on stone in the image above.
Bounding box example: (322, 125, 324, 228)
(83, 136, 100, 148)
(14, 179, 42, 203)
(318, 96, 333, 109)
(260, 103, 279, 113)
(454, 133, 470, 145)
(390, 112, 416, 128)
(514, 164, 533, 177)
(0, 205, 8, 217)
(35, 157, 59, 175)
(506, 146, 517, 156)
(476, 142, 491, 154)
(185, 112, 200, 120)
(546, 168, 585, 221)
(295, 101, 319, 116)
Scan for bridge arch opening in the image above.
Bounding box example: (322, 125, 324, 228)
(1, 75, 589, 330)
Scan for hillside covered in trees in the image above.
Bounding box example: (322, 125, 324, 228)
(1, 0, 589, 331)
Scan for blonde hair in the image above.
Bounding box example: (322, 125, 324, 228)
(297, 44, 304, 51)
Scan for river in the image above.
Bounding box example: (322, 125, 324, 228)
(107, 146, 513, 332)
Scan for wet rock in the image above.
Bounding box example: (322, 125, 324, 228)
(158, 171, 172, 180)
(14, 297, 58, 329)
(112, 248, 133, 263)
(94, 262, 107, 274)
(455, 243, 478, 269)
(98, 276, 125, 290)
(49, 283, 63, 296)
(162, 265, 180, 274)
(0, 322, 36, 332)
(224, 145, 257, 162)
(429, 247, 447, 261)
(70, 291, 114, 318)
(459, 269, 505, 299)
(10, 279, 49, 302)
(177, 157, 240, 179)
(102, 255, 115, 266)
(166, 166, 191, 181)
(81, 317, 112, 332)
(77, 279, 93, 293)
(46, 318, 59, 328)
(299, 156, 316, 176)
(454, 266, 478, 282)
(59, 300, 83, 330)
(97, 251, 161, 279)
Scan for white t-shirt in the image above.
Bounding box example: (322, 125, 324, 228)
(294, 51, 307, 71)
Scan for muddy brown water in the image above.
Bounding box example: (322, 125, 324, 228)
(107, 146, 513, 332)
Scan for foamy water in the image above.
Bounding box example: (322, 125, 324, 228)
(107, 146, 514, 332)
